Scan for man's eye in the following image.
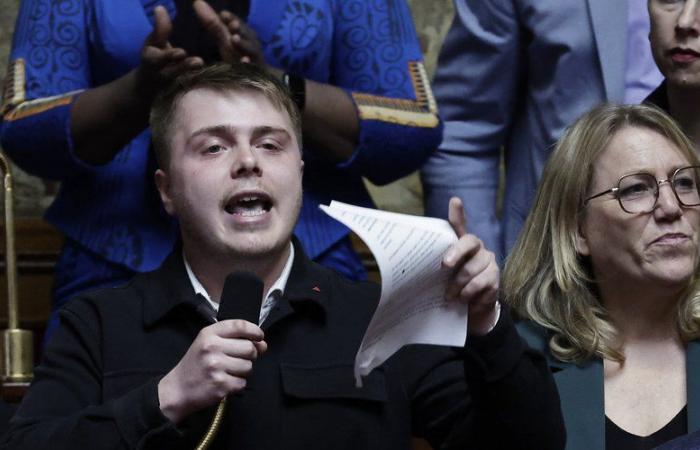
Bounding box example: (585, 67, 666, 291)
(258, 141, 281, 151)
(205, 144, 226, 154)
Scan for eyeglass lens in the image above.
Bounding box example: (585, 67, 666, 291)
(618, 167, 700, 213)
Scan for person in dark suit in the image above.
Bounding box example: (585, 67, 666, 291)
(504, 103, 700, 450)
(0, 63, 564, 450)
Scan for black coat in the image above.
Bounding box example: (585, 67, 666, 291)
(2, 246, 564, 449)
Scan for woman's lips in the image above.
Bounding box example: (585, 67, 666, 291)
(651, 233, 690, 246)
(670, 48, 700, 64)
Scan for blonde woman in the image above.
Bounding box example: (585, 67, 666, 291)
(504, 103, 700, 450)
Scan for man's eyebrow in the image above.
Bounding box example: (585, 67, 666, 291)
(251, 126, 292, 140)
(186, 125, 233, 145)
(186, 125, 292, 145)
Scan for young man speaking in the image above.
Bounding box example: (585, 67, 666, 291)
(2, 63, 563, 450)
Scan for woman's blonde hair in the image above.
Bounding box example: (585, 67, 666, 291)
(503, 103, 700, 363)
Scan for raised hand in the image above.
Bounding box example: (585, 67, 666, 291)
(136, 6, 204, 96)
(157, 319, 267, 424)
(193, 0, 266, 65)
(442, 197, 500, 336)
(220, 9, 265, 64)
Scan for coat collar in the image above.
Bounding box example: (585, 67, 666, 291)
(687, 340, 700, 431)
(261, 236, 329, 329)
(141, 245, 204, 327)
(141, 237, 328, 328)
(556, 340, 700, 449)
(517, 320, 700, 448)
(555, 359, 604, 450)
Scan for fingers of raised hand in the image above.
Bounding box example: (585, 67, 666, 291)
(442, 233, 481, 270)
(229, 19, 258, 42)
(193, 0, 230, 42)
(445, 245, 498, 304)
(141, 46, 184, 68)
(216, 12, 263, 63)
(157, 56, 203, 79)
(232, 34, 263, 62)
(219, 10, 255, 39)
(447, 196, 467, 238)
(146, 5, 173, 47)
(459, 257, 499, 310)
(220, 10, 239, 29)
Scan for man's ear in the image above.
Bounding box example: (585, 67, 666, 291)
(574, 222, 590, 257)
(155, 168, 175, 216)
(300, 159, 304, 175)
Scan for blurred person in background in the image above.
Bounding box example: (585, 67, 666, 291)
(422, 0, 663, 263)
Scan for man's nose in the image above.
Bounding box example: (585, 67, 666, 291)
(231, 145, 261, 177)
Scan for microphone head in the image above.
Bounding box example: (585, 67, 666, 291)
(217, 271, 264, 325)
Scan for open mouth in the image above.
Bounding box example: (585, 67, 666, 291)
(224, 193, 273, 217)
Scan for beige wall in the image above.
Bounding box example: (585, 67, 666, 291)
(0, 0, 455, 217)
(0, 0, 19, 84)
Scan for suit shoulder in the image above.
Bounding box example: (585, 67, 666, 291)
(61, 269, 160, 317)
(317, 262, 380, 299)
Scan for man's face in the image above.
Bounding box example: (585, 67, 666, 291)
(156, 88, 303, 262)
(649, 0, 700, 88)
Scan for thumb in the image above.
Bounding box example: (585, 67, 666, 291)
(146, 5, 173, 48)
(447, 196, 467, 238)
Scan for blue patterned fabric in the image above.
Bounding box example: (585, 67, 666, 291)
(1, 0, 441, 324)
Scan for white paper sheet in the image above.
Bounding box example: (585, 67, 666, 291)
(319, 201, 468, 387)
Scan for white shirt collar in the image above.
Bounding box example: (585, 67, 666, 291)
(183, 243, 295, 324)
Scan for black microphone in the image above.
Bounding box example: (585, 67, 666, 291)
(217, 271, 264, 325)
(198, 271, 263, 450)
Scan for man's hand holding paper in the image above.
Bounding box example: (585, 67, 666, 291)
(442, 196, 500, 337)
(320, 198, 501, 385)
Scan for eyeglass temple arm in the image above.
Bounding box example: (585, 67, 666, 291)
(583, 187, 617, 205)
